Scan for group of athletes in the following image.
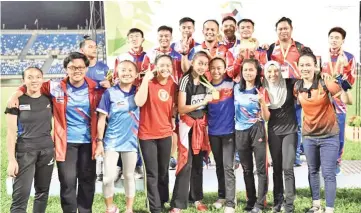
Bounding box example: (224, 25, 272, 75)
(5, 15, 356, 213)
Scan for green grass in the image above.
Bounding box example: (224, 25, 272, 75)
(1, 86, 361, 213)
(1, 189, 361, 213)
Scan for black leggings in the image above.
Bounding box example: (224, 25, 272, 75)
(268, 131, 297, 212)
(209, 133, 236, 208)
(235, 121, 268, 209)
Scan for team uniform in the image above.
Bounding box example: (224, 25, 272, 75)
(207, 78, 236, 208)
(19, 77, 99, 213)
(219, 37, 240, 50)
(170, 73, 210, 210)
(188, 42, 229, 61)
(294, 77, 341, 209)
(321, 50, 356, 165)
(86, 61, 109, 96)
(234, 85, 268, 211)
(114, 49, 146, 173)
(97, 85, 139, 201)
(6, 94, 54, 213)
(138, 77, 177, 213)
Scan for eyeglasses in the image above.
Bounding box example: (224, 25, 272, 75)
(67, 66, 86, 72)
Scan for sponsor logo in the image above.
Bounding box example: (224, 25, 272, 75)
(117, 101, 125, 107)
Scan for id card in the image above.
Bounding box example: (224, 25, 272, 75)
(280, 64, 289, 78)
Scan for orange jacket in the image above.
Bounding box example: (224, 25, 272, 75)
(19, 77, 100, 161)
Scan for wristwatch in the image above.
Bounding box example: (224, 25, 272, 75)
(96, 138, 103, 143)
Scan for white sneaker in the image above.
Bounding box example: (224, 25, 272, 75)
(213, 199, 226, 209)
(325, 207, 334, 213)
(224, 207, 235, 213)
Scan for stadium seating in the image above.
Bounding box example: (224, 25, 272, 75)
(48, 59, 65, 74)
(1, 32, 106, 75)
(27, 34, 85, 55)
(96, 33, 105, 48)
(27, 33, 106, 55)
(1, 60, 45, 75)
(1, 34, 31, 56)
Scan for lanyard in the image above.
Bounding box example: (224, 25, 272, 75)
(280, 43, 291, 61)
(328, 49, 343, 76)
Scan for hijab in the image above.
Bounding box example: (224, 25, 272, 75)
(263, 60, 287, 109)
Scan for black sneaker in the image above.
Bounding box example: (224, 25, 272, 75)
(96, 173, 103, 182)
(272, 206, 281, 213)
(243, 202, 255, 211)
(134, 166, 144, 179)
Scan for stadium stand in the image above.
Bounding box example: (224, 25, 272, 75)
(1, 34, 31, 56)
(1, 59, 45, 75)
(1, 31, 105, 76)
(27, 34, 85, 55)
(48, 59, 65, 75)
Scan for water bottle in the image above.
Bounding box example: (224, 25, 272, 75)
(96, 156, 104, 181)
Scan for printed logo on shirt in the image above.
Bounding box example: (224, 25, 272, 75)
(96, 69, 105, 75)
(158, 89, 170, 102)
(19, 104, 31, 111)
(117, 101, 126, 107)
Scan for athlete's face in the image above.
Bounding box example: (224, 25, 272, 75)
(23, 68, 43, 93)
(128, 32, 144, 49)
(210, 59, 226, 81)
(242, 62, 257, 82)
(117, 61, 137, 84)
(238, 21, 254, 39)
(266, 65, 280, 84)
(203, 21, 219, 42)
(66, 59, 88, 83)
(222, 20, 236, 39)
(298, 56, 316, 80)
(328, 32, 344, 50)
(81, 40, 97, 59)
(156, 57, 173, 79)
(158, 30, 172, 49)
(276, 21, 293, 42)
(180, 21, 195, 38)
(192, 55, 209, 76)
